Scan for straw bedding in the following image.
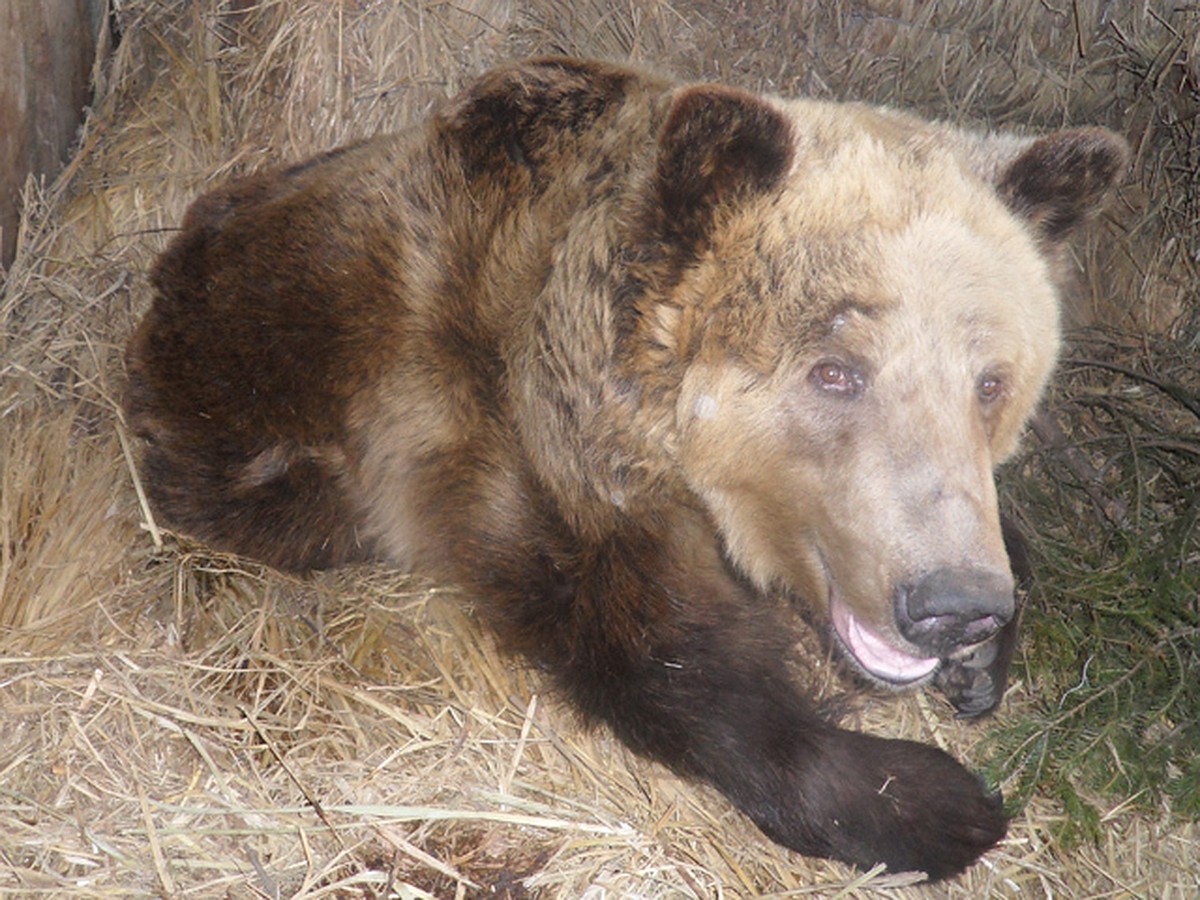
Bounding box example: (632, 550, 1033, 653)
(2, 1, 1196, 895)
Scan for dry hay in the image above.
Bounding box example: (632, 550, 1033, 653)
(1, 1, 1196, 896)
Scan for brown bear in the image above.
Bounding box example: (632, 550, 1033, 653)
(125, 57, 1127, 880)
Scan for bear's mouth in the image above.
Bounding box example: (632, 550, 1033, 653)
(829, 590, 939, 686)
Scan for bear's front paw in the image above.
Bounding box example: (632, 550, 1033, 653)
(831, 734, 1006, 880)
(755, 731, 1007, 881)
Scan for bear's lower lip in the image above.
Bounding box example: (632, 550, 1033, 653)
(829, 592, 939, 685)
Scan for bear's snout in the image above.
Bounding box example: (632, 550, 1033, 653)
(895, 568, 1015, 657)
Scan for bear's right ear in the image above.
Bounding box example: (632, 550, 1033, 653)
(653, 85, 794, 250)
(995, 128, 1129, 246)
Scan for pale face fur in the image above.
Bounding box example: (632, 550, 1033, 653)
(674, 99, 1060, 686)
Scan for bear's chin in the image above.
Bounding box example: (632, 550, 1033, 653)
(829, 590, 940, 687)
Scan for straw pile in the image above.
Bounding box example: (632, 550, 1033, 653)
(2, 1, 1196, 896)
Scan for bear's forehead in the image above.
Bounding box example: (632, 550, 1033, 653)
(877, 213, 1059, 352)
(762, 153, 1055, 334)
(771, 99, 1007, 230)
(739, 208, 1052, 336)
(717, 219, 1060, 389)
(822, 264, 1053, 358)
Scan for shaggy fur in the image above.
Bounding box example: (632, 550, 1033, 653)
(126, 58, 1127, 880)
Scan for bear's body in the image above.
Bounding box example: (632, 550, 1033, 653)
(126, 58, 1126, 880)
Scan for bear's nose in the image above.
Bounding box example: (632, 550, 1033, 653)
(895, 568, 1015, 657)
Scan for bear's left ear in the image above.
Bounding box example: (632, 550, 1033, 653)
(996, 127, 1129, 245)
(654, 85, 794, 249)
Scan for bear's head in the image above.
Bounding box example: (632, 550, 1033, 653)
(629, 84, 1127, 689)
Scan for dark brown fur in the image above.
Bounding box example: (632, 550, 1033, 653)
(126, 58, 1127, 880)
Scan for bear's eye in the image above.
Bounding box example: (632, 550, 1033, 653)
(810, 360, 864, 397)
(977, 372, 1005, 404)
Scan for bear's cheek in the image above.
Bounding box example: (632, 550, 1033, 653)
(674, 389, 814, 585)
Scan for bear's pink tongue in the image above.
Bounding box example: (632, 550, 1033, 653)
(831, 598, 939, 684)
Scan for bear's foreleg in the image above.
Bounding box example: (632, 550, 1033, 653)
(475, 513, 1007, 881)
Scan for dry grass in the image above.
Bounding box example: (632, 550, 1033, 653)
(1, 0, 1196, 896)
